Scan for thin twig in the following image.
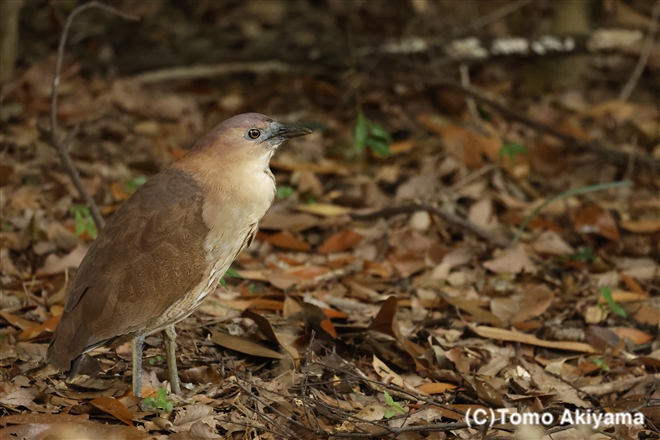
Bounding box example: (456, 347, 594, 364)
(471, 0, 534, 30)
(460, 64, 483, 131)
(446, 164, 495, 193)
(50, 1, 139, 230)
(351, 203, 511, 248)
(233, 377, 312, 438)
(619, 0, 660, 101)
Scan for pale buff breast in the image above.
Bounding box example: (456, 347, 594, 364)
(147, 153, 275, 333)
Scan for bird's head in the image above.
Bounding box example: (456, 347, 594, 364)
(174, 112, 311, 190)
(189, 113, 311, 161)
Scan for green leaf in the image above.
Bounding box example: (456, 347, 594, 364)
(143, 396, 157, 408)
(600, 286, 626, 318)
(70, 206, 97, 238)
(220, 267, 243, 288)
(384, 409, 395, 419)
(499, 142, 528, 162)
(86, 221, 98, 239)
(75, 220, 86, 236)
(367, 138, 392, 156)
(367, 121, 391, 142)
(157, 388, 167, 402)
(393, 402, 405, 414)
(383, 391, 394, 406)
(592, 357, 610, 372)
(569, 246, 596, 262)
(225, 268, 243, 279)
(126, 176, 148, 192)
(354, 111, 368, 153)
(154, 388, 173, 412)
(276, 185, 295, 199)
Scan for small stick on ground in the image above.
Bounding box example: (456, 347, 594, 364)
(460, 64, 483, 132)
(351, 203, 511, 248)
(130, 60, 303, 84)
(619, 0, 660, 102)
(50, 1, 139, 230)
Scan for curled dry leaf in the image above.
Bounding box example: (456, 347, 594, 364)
(89, 396, 134, 426)
(368, 296, 426, 369)
(0, 413, 150, 439)
(416, 382, 457, 395)
(619, 218, 660, 233)
(18, 314, 60, 341)
(373, 356, 404, 387)
(210, 330, 284, 359)
(262, 231, 311, 252)
(0, 310, 36, 330)
(612, 327, 654, 345)
(318, 229, 363, 253)
(573, 205, 620, 242)
(470, 325, 597, 353)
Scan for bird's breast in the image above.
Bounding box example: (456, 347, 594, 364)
(147, 161, 276, 332)
(200, 165, 275, 289)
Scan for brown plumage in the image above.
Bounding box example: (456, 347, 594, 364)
(46, 113, 312, 397)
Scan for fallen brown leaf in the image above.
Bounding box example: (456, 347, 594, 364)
(89, 396, 134, 426)
(470, 325, 597, 353)
(318, 229, 363, 253)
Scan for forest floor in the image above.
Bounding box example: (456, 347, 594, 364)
(1, 1, 659, 439)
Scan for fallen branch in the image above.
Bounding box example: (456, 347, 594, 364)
(351, 203, 511, 249)
(130, 60, 307, 84)
(50, 1, 139, 230)
(363, 28, 655, 64)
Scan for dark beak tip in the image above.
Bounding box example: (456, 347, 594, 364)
(285, 125, 313, 139)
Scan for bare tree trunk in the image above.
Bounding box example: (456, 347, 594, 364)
(0, 0, 25, 84)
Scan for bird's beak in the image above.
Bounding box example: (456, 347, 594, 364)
(279, 124, 313, 139)
(267, 122, 312, 143)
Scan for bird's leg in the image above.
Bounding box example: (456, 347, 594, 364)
(132, 333, 145, 398)
(162, 325, 181, 394)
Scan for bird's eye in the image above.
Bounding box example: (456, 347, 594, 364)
(247, 129, 261, 139)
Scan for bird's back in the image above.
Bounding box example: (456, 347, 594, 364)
(46, 167, 209, 373)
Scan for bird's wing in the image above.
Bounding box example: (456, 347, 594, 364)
(46, 167, 209, 372)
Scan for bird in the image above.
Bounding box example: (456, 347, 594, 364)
(46, 113, 312, 397)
